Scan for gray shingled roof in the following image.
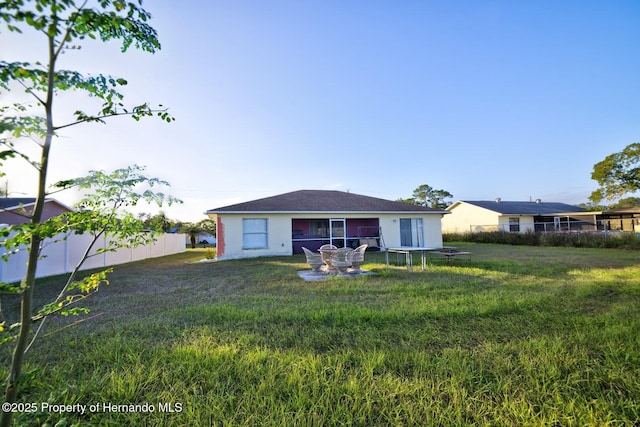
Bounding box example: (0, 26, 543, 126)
(207, 190, 446, 213)
(0, 198, 37, 209)
(461, 200, 586, 215)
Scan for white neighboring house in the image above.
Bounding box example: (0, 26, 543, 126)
(442, 199, 587, 233)
(206, 190, 448, 261)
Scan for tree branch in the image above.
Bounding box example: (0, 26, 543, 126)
(10, 72, 46, 107)
(53, 107, 172, 131)
(53, 0, 89, 60)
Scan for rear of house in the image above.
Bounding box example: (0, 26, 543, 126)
(207, 190, 448, 261)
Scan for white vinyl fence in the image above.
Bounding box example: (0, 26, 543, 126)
(0, 231, 186, 284)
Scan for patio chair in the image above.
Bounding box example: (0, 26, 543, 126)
(319, 244, 338, 272)
(330, 247, 354, 276)
(302, 247, 325, 275)
(347, 244, 368, 273)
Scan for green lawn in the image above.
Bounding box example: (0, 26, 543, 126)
(2, 243, 639, 426)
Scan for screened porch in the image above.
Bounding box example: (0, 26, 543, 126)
(291, 218, 382, 254)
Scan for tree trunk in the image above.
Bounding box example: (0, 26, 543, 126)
(0, 24, 56, 427)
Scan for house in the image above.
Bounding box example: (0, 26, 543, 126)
(0, 198, 73, 225)
(589, 207, 640, 233)
(441, 199, 587, 233)
(206, 190, 448, 260)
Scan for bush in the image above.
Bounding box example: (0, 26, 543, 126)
(443, 231, 640, 249)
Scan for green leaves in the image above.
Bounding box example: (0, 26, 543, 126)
(68, 2, 160, 53)
(52, 165, 182, 254)
(0, 0, 173, 134)
(1, 60, 126, 103)
(409, 184, 454, 209)
(0, 61, 175, 130)
(0, 218, 69, 262)
(31, 269, 111, 323)
(1, 0, 160, 53)
(0, 282, 21, 295)
(590, 143, 640, 203)
(0, 162, 186, 265)
(0, 150, 16, 161)
(0, 266, 112, 345)
(72, 165, 182, 209)
(0, 104, 47, 144)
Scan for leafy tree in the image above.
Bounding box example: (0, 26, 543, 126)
(138, 212, 184, 232)
(399, 184, 453, 209)
(0, 1, 171, 424)
(589, 143, 640, 203)
(144, 211, 170, 232)
(609, 197, 640, 209)
(577, 202, 608, 212)
(198, 218, 216, 238)
(180, 222, 201, 248)
(2, 165, 180, 350)
(395, 197, 415, 204)
(180, 219, 216, 248)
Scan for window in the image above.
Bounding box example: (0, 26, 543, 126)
(509, 217, 520, 232)
(310, 220, 329, 237)
(243, 219, 268, 249)
(399, 218, 424, 247)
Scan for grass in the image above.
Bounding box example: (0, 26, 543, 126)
(1, 243, 639, 426)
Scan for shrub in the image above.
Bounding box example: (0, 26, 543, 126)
(444, 231, 640, 249)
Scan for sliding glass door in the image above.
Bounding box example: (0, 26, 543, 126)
(399, 218, 424, 247)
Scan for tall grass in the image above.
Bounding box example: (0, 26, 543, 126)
(2, 245, 639, 426)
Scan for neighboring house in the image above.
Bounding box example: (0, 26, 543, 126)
(206, 190, 448, 260)
(0, 198, 73, 225)
(590, 207, 640, 233)
(442, 199, 587, 233)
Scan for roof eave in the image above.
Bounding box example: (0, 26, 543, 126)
(208, 210, 448, 215)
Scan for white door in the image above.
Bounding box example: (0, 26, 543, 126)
(330, 218, 346, 248)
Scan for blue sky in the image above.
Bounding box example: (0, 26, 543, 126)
(2, 0, 640, 221)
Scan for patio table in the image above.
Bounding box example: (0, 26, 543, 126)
(428, 248, 472, 264)
(385, 247, 438, 271)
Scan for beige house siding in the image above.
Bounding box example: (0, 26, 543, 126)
(214, 214, 285, 260)
(378, 213, 444, 248)
(442, 200, 587, 233)
(442, 202, 499, 233)
(443, 202, 540, 233)
(497, 216, 536, 232)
